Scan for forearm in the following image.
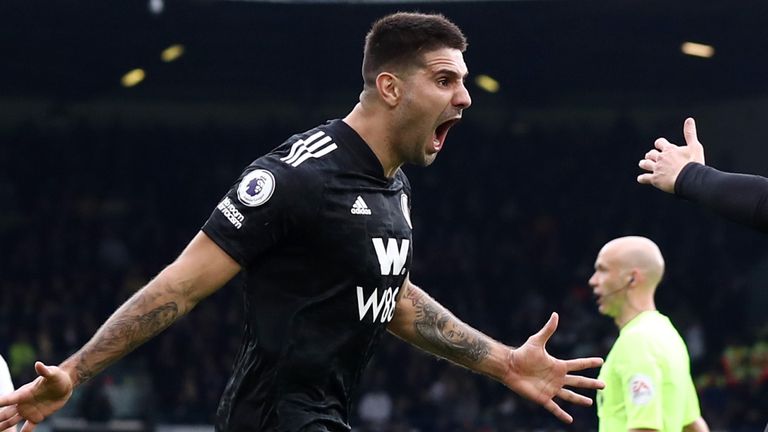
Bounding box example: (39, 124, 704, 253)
(388, 281, 509, 380)
(683, 417, 710, 432)
(675, 162, 768, 232)
(60, 267, 195, 387)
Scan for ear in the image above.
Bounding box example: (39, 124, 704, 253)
(375, 72, 401, 107)
(628, 269, 640, 287)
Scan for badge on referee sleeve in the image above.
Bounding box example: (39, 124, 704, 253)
(628, 374, 654, 405)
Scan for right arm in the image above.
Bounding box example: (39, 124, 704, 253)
(683, 417, 710, 432)
(638, 117, 768, 232)
(0, 231, 241, 432)
(674, 163, 768, 232)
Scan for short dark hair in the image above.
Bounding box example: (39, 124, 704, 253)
(362, 12, 467, 86)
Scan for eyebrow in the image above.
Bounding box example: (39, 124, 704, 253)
(433, 68, 469, 80)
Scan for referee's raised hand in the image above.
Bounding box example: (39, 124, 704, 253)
(501, 312, 604, 424)
(0, 361, 73, 432)
(638, 117, 706, 193)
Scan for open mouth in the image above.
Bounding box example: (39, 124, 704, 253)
(433, 118, 461, 151)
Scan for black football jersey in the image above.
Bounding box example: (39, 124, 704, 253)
(202, 119, 413, 432)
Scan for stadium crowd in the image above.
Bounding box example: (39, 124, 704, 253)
(2, 113, 767, 431)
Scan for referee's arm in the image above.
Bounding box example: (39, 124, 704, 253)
(683, 416, 710, 432)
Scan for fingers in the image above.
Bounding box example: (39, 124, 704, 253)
(645, 149, 660, 162)
(654, 138, 674, 151)
(637, 173, 653, 184)
(0, 413, 22, 431)
(564, 357, 604, 372)
(543, 399, 573, 424)
(564, 373, 603, 389)
(0, 388, 24, 407)
(0, 406, 17, 422)
(638, 158, 655, 172)
(531, 312, 559, 345)
(21, 419, 38, 432)
(557, 388, 593, 406)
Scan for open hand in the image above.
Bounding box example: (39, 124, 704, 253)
(638, 117, 706, 193)
(501, 312, 604, 423)
(0, 362, 74, 432)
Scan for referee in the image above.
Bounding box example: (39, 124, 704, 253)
(590, 236, 709, 432)
(0, 12, 603, 432)
(638, 117, 768, 231)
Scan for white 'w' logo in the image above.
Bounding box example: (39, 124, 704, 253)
(357, 287, 399, 323)
(372, 238, 409, 275)
(280, 131, 338, 167)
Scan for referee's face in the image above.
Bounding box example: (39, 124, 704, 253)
(590, 248, 627, 318)
(393, 47, 471, 167)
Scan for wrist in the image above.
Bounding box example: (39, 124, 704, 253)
(483, 343, 513, 381)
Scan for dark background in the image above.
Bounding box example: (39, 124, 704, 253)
(2, 0, 768, 430)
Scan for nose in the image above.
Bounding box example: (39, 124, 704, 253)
(453, 83, 472, 110)
(588, 273, 598, 290)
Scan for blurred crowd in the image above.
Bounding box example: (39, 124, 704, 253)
(2, 113, 768, 431)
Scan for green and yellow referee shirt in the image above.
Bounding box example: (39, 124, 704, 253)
(597, 311, 701, 431)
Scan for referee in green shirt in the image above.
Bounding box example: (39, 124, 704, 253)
(589, 236, 709, 432)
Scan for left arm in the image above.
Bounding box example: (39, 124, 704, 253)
(387, 278, 604, 424)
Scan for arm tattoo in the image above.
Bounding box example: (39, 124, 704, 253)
(75, 291, 180, 384)
(403, 286, 490, 364)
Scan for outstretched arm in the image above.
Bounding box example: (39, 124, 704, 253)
(0, 231, 241, 432)
(387, 278, 604, 424)
(638, 117, 768, 232)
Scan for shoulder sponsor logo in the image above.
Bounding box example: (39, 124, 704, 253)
(280, 131, 338, 168)
(351, 195, 372, 215)
(400, 193, 412, 229)
(217, 197, 244, 229)
(237, 169, 275, 207)
(629, 374, 654, 405)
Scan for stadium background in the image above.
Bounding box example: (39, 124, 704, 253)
(2, 0, 768, 430)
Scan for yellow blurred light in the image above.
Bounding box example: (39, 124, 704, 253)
(474, 74, 500, 93)
(121, 68, 146, 88)
(681, 42, 714, 58)
(161, 44, 185, 62)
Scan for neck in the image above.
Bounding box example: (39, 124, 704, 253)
(615, 298, 656, 329)
(343, 102, 403, 178)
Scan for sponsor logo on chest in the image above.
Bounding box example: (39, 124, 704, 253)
(356, 238, 409, 323)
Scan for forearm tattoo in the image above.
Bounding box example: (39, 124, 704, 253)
(75, 290, 179, 384)
(403, 286, 490, 364)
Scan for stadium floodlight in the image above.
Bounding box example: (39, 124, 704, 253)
(681, 42, 715, 58)
(121, 69, 146, 87)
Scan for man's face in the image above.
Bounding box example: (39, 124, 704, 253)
(393, 47, 472, 166)
(589, 247, 628, 318)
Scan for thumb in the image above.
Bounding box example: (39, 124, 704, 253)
(683, 117, 705, 163)
(34, 361, 53, 378)
(532, 312, 559, 345)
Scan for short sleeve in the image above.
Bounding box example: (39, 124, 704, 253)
(0, 355, 13, 395)
(202, 158, 317, 267)
(615, 340, 664, 430)
(683, 376, 702, 425)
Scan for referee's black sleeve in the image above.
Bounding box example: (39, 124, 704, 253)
(675, 162, 768, 232)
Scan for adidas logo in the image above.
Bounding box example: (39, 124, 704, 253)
(351, 195, 372, 215)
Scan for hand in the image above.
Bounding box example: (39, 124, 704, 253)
(0, 362, 74, 432)
(501, 312, 604, 423)
(637, 117, 706, 193)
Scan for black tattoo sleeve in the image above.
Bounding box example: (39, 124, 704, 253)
(402, 286, 490, 364)
(73, 289, 180, 384)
